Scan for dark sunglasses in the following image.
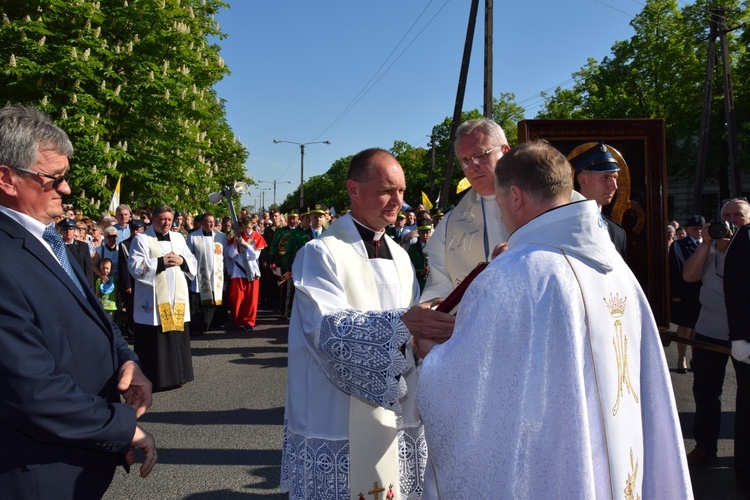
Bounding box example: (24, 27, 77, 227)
(13, 167, 71, 188)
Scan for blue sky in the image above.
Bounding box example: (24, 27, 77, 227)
(213, 1, 650, 209)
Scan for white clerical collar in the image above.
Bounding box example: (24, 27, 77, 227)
(351, 216, 385, 241)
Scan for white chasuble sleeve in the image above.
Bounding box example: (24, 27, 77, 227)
(129, 232, 158, 284)
(420, 215, 451, 301)
(318, 309, 410, 409)
(291, 240, 411, 409)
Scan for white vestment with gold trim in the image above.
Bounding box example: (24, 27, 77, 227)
(129, 227, 197, 326)
(417, 200, 691, 499)
(186, 228, 226, 304)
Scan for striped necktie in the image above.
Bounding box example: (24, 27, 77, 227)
(43, 225, 85, 296)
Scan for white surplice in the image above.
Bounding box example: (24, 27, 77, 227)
(280, 214, 426, 500)
(128, 227, 197, 326)
(417, 200, 691, 499)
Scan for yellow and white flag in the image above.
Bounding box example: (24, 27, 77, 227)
(457, 177, 471, 194)
(108, 176, 121, 214)
(421, 191, 433, 210)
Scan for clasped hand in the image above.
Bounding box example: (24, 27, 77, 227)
(163, 252, 183, 267)
(402, 299, 455, 358)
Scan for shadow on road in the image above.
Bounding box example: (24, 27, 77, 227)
(140, 407, 284, 426)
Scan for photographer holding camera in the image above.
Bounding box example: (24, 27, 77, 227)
(682, 198, 750, 477)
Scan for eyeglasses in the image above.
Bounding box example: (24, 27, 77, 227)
(13, 167, 71, 188)
(459, 146, 502, 169)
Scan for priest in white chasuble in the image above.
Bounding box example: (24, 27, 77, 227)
(417, 141, 691, 499)
(280, 148, 455, 500)
(129, 204, 198, 391)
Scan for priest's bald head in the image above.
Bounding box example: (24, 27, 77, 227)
(346, 148, 406, 232)
(494, 140, 573, 235)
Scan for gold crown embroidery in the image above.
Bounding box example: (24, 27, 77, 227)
(604, 292, 627, 318)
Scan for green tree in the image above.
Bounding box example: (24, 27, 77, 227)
(536, 62, 596, 120)
(0, 0, 248, 216)
(536, 0, 749, 184)
(492, 92, 525, 146)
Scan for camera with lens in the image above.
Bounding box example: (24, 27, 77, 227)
(707, 220, 736, 240)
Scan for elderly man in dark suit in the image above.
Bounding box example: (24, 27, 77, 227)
(0, 104, 156, 499)
(724, 210, 750, 496)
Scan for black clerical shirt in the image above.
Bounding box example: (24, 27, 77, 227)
(352, 219, 392, 260)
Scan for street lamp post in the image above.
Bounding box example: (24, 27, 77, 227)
(254, 188, 271, 213)
(273, 139, 331, 209)
(259, 179, 292, 207)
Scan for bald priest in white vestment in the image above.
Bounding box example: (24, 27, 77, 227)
(280, 148, 455, 500)
(416, 141, 692, 499)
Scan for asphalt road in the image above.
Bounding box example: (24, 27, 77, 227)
(103, 314, 745, 499)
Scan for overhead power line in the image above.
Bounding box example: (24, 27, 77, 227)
(312, 0, 451, 140)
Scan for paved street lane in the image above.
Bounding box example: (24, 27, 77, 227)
(105, 314, 745, 499)
(105, 311, 288, 499)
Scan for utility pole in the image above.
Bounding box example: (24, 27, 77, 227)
(430, 128, 437, 200)
(273, 139, 331, 210)
(484, 0, 493, 119)
(719, 13, 740, 199)
(693, 6, 741, 213)
(439, 0, 479, 209)
(259, 179, 292, 207)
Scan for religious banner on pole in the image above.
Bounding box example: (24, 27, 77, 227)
(108, 175, 122, 215)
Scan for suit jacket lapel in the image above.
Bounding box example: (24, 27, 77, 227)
(0, 214, 112, 337)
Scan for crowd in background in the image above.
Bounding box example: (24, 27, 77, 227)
(54, 199, 446, 336)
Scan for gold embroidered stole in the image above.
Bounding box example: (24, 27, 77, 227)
(148, 235, 187, 332)
(564, 251, 644, 499)
(194, 233, 224, 305)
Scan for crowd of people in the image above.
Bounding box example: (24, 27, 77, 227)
(3, 103, 750, 499)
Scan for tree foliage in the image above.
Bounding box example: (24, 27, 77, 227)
(537, 0, 750, 184)
(0, 0, 249, 217)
